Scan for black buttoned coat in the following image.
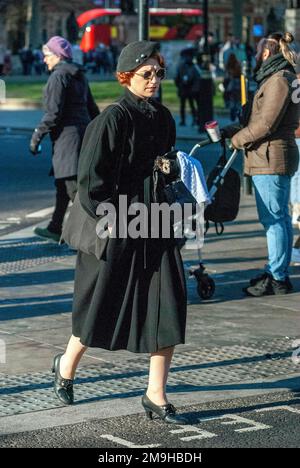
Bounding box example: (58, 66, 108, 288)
(72, 88, 187, 353)
(36, 61, 99, 178)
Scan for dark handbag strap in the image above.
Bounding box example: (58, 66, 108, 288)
(205, 219, 224, 236)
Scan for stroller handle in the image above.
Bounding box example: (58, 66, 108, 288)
(208, 149, 239, 198)
(189, 138, 212, 156)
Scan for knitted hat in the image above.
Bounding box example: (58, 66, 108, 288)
(116, 41, 159, 72)
(44, 36, 73, 60)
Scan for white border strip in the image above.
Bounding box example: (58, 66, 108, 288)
(26, 207, 54, 219)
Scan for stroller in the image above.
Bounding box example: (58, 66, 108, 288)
(157, 127, 240, 300)
(187, 137, 239, 299)
(157, 121, 238, 300)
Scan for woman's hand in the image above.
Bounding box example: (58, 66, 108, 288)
(231, 135, 241, 150)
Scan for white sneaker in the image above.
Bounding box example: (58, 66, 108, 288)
(291, 248, 300, 264)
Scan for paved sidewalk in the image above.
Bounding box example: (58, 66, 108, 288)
(0, 108, 299, 437)
(0, 193, 300, 436)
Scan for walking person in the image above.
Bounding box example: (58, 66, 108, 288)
(0, 43, 5, 75)
(19, 45, 34, 76)
(33, 46, 44, 75)
(174, 49, 200, 126)
(225, 32, 300, 296)
(224, 53, 242, 121)
(30, 36, 99, 242)
(52, 41, 188, 424)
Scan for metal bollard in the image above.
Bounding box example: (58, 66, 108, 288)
(243, 152, 253, 195)
(242, 150, 253, 195)
(243, 175, 253, 195)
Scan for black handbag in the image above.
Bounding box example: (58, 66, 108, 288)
(153, 151, 198, 241)
(163, 179, 197, 208)
(61, 192, 109, 259)
(153, 151, 197, 209)
(61, 103, 130, 259)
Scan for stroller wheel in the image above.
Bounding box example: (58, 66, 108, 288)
(197, 275, 215, 300)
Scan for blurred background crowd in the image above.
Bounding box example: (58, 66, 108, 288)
(0, 0, 299, 78)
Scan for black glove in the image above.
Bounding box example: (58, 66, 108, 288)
(29, 129, 42, 155)
(220, 124, 242, 140)
(161, 150, 178, 161)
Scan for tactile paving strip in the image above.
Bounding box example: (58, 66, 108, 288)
(0, 337, 298, 417)
(0, 238, 74, 275)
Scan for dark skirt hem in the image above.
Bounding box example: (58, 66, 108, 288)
(74, 334, 185, 354)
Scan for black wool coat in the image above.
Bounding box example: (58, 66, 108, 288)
(72, 88, 187, 353)
(174, 61, 201, 99)
(37, 61, 99, 179)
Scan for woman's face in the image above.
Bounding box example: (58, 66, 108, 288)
(127, 57, 165, 99)
(42, 46, 61, 71)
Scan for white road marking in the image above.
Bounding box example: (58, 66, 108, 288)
(256, 405, 300, 415)
(0, 217, 21, 231)
(205, 414, 271, 433)
(100, 434, 160, 448)
(259, 302, 300, 313)
(0, 134, 26, 139)
(26, 207, 54, 218)
(170, 425, 217, 441)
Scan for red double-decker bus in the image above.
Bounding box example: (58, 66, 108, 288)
(77, 8, 203, 52)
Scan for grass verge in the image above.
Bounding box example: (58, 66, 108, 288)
(4, 79, 225, 111)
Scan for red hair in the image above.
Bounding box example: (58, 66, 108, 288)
(116, 52, 165, 87)
(116, 71, 135, 86)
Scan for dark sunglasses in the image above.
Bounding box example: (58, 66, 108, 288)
(134, 68, 166, 80)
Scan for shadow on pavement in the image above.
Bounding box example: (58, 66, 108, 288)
(0, 292, 72, 320)
(0, 269, 74, 287)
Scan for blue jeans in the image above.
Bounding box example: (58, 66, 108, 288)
(252, 175, 293, 281)
(290, 139, 300, 205)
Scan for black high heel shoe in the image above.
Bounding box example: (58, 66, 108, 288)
(142, 393, 188, 424)
(52, 353, 74, 405)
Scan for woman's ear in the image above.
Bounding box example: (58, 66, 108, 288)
(262, 48, 270, 61)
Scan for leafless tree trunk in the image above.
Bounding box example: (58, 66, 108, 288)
(232, 0, 243, 41)
(26, 0, 41, 48)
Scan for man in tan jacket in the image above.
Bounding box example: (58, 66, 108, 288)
(227, 32, 300, 296)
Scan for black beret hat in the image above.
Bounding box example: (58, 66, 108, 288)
(116, 40, 160, 72)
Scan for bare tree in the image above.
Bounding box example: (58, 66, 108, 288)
(0, 1, 26, 45)
(0, 0, 24, 12)
(25, 0, 41, 48)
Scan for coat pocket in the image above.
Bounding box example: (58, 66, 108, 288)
(250, 141, 270, 168)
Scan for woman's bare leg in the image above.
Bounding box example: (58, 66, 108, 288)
(146, 346, 174, 406)
(59, 335, 87, 379)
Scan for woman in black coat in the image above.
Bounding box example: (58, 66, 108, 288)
(52, 41, 187, 424)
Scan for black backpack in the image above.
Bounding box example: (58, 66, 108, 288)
(204, 152, 240, 235)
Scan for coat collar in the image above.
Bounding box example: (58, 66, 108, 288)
(124, 87, 158, 114)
